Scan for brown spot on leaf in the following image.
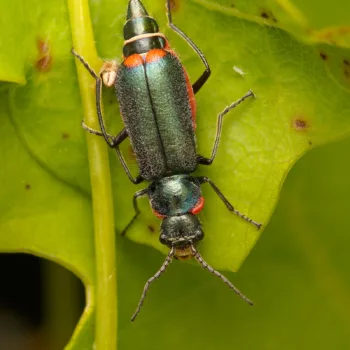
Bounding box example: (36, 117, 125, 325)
(36, 56, 52, 72)
(36, 39, 52, 72)
(319, 51, 328, 61)
(37, 39, 49, 54)
(261, 11, 269, 19)
(343, 60, 350, 80)
(169, 0, 180, 12)
(62, 133, 70, 140)
(308, 140, 312, 146)
(260, 9, 277, 22)
(314, 26, 350, 45)
(292, 117, 310, 131)
(147, 225, 155, 233)
(25, 184, 31, 190)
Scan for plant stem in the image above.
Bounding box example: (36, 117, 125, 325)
(67, 1, 118, 349)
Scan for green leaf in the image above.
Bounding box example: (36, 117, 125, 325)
(204, 0, 350, 48)
(1, 0, 350, 348)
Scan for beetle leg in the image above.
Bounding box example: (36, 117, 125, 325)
(115, 146, 144, 185)
(81, 122, 127, 146)
(81, 121, 105, 137)
(121, 188, 149, 236)
(82, 121, 142, 184)
(165, 0, 210, 94)
(197, 90, 255, 165)
(197, 176, 262, 229)
(131, 247, 175, 321)
(71, 48, 100, 79)
(82, 124, 143, 184)
(71, 49, 118, 148)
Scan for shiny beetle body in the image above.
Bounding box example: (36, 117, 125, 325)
(72, 0, 261, 321)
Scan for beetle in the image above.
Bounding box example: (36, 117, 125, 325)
(72, 0, 261, 321)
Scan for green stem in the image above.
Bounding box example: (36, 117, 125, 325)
(67, 1, 118, 349)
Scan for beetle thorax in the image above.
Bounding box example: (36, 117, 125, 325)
(148, 175, 202, 216)
(123, 0, 167, 57)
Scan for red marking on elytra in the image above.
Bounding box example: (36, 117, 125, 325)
(124, 54, 144, 68)
(191, 196, 204, 215)
(168, 50, 197, 129)
(164, 38, 170, 50)
(152, 208, 166, 219)
(184, 67, 196, 129)
(145, 49, 167, 63)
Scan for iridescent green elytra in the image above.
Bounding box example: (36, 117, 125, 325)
(116, 52, 197, 180)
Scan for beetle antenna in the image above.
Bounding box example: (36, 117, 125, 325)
(190, 245, 254, 306)
(131, 247, 175, 321)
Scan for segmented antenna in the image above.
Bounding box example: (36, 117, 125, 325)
(190, 245, 254, 306)
(131, 247, 175, 321)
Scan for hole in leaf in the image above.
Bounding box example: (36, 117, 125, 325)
(0, 254, 85, 350)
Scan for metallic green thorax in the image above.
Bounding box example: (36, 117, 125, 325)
(148, 175, 201, 216)
(123, 0, 166, 56)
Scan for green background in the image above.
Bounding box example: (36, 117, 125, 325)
(0, 0, 350, 349)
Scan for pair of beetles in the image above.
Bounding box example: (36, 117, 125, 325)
(73, 0, 261, 321)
